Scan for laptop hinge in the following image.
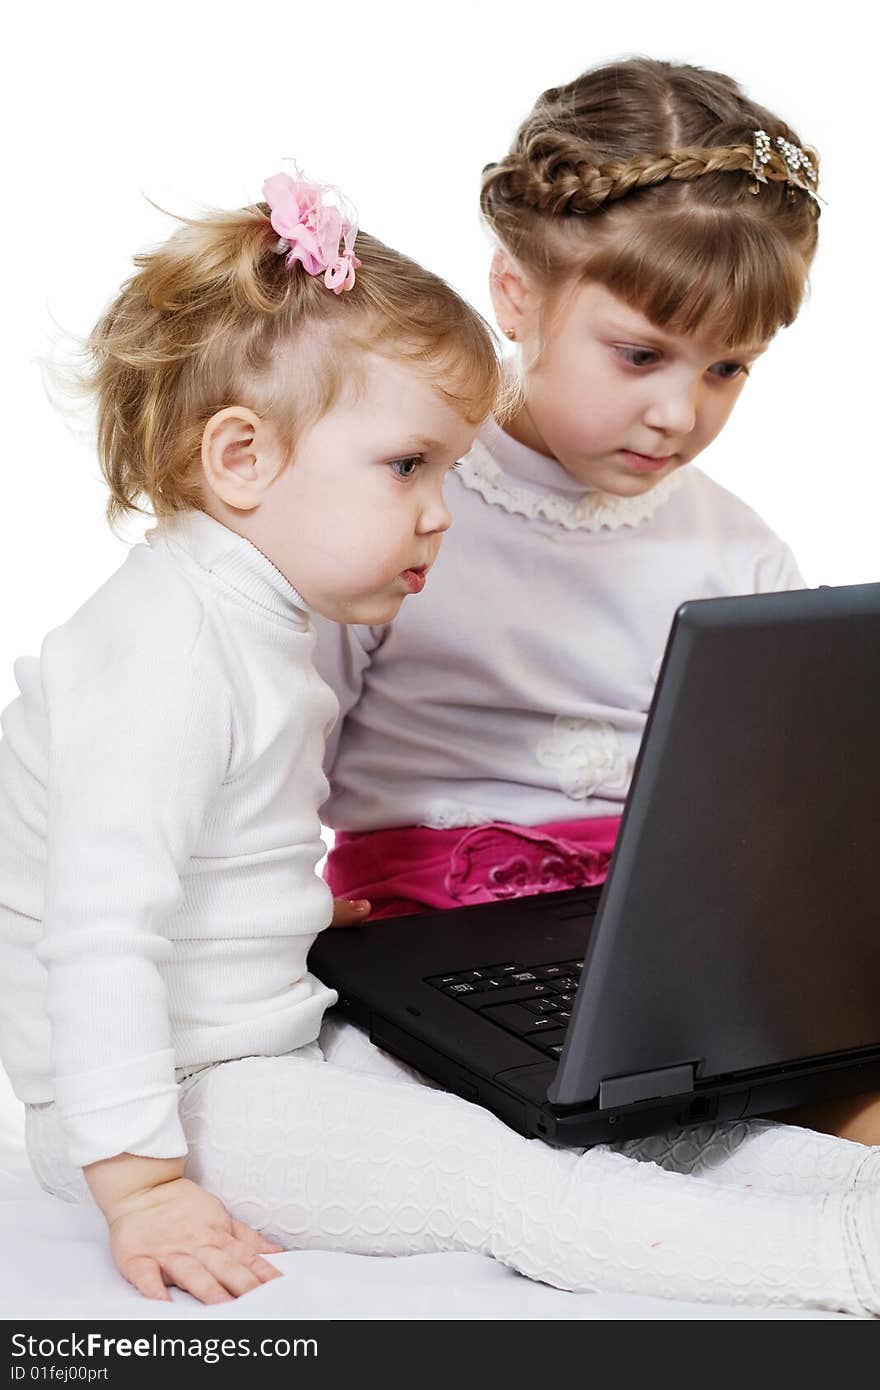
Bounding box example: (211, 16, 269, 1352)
(599, 1063, 696, 1109)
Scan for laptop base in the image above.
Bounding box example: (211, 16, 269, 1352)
(337, 996, 880, 1147)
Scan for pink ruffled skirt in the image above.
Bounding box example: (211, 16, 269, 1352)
(324, 817, 621, 920)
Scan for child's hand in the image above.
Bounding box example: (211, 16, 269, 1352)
(330, 897, 371, 927)
(85, 1154, 284, 1303)
(108, 1176, 283, 1304)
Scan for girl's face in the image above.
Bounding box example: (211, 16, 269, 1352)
(248, 353, 476, 625)
(499, 276, 769, 496)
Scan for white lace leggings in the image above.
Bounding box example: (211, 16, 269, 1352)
(27, 1018, 880, 1317)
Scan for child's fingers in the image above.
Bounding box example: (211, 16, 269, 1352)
(197, 1247, 264, 1299)
(122, 1255, 171, 1302)
(161, 1253, 232, 1305)
(329, 897, 371, 928)
(230, 1217, 284, 1254)
(223, 1236, 284, 1283)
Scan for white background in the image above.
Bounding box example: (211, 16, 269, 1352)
(0, 0, 876, 710)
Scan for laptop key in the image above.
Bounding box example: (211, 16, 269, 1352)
(482, 969, 530, 989)
(527, 1016, 562, 1032)
(531, 964, 566, 979)
(523, 998, 560, 1015)
(428, 964, 518, 986)
(452, 977, 493, 994)
(481, 1002, 547, 1035)
(463, 982, 553, 1010)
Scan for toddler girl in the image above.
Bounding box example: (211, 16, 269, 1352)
(0, 168, 495, 1302)
(2, 160, 879, 1319)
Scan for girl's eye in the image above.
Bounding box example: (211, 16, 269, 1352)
(709, 361, 750, 381)
(615, 346, 660, 369)
(390, 455, 423, 479)
(615, 345, 751, 381)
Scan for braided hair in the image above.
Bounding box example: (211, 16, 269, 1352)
(481, 58, 821, 346)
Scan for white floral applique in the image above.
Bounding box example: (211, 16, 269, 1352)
(536, 716, 629, 800)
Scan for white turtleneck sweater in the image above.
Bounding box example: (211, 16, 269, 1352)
(313, 418, 805, 832)
(0, 511, 338, 1166)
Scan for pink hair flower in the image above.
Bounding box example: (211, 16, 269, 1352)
(262, 169, 361, 293)
(323, 216, 362, 294)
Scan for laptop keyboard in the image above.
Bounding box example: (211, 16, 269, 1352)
(426, 959, 583, 1059)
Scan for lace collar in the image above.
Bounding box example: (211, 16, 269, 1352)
(455, 422, 685, 533)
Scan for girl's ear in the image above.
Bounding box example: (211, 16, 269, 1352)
(489, 249, 534, 340)
(201, 407, 286, 512)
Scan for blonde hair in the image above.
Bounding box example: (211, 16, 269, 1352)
(84, 203, 501, 523)
(481, 57, 821, 348)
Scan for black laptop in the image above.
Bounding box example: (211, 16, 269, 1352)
(310, 583, 880, 1147)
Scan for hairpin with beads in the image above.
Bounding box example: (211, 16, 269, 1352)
(751, 129, 821, 203)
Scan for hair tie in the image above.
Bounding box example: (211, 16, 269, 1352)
(262, 167, 362, 293)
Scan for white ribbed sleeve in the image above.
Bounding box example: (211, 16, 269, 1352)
(39, 655, 231, 1164)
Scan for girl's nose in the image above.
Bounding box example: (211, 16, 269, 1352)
(416, 484, 453, 536)
(643, 380, 699, 438)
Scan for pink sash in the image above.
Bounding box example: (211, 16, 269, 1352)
(324, 817, 621, 920)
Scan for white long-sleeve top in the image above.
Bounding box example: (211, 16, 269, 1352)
(0, 510, 338, 1166)
(313, 418, 805, 832)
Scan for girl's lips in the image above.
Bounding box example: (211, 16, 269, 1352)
(400, 567, 427, 594)
(619, 449, 674, 474)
